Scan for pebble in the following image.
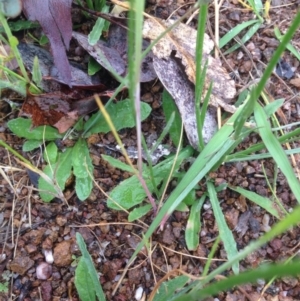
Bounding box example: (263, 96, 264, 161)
(53, 241, 72, 267)
(8, 255, 34, 275)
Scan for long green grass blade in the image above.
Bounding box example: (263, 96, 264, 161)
(254, 103, 300, 204)
(207, 182, 239, 274)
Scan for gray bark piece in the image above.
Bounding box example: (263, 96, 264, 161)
(153, 56, 217, 148)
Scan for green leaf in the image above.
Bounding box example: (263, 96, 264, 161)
(8, 118, 63, 140)
(101, 155, 136, 173)
(128, 204, 152, 221)
(22, 140, 42, 152)
(224, 21, 262, 55)
(88, 57, 101, 76)
(84, 100, 152, 136)
(32, 56, 42, 87)
(229, 186, 280, 218)
(185, 196, 205, 251)
(0, 20, 39, 33)
(75, 176, 93, 201)
(153, 276, 189, 301)
(0, 79, 26, 96)
(72, 139, 94, 178)
(254, 103, 300, 204)
(162, 89, 182, 147)
(264, 99, 284, 117)
(274, 27, 300, 61)
(88, 5, 109, 45)
(75, 260, 96, 301)
(38, 148, 73, 202)
(207, 182, 239, 274)
(107, 147, 193, 210)
(219, 19, 258, 49)
(43, 142, 58, 164)
(178, 261, 300, 301)
(75, 233, 106, 301)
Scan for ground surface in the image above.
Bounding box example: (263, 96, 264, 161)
(1, 0, 300, 300)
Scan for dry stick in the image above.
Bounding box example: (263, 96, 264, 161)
(214, 0, 225, 130)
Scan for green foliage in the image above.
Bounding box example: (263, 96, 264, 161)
(185, 196, 204, 251)
(7, 118, 63, 142)
(105, 147, 193, 213)
(84, 99, 151, 136)
(88, 4, 110, 45)
(8, 100, 151, 202)
(75, 233, 106, 301)
(162, 89, 182, 147)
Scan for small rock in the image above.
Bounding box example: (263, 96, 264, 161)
(53, 241, 72, 267)
(290, 78, 300, 88)
(36, 262, 52, 280)
(8, 255, 34, 275)
(239, 60, 252, 73)
(41, 281, 52, 301)
(135, 286, 144, 301)
(269, 238, 282, 250)
(228, 11, 240, 21)
(25, 244, 37, 254)
(162, 224, 174, 245)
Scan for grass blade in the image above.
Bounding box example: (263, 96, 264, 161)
(254, 103, 300, 204)
(207, 182, 239, 274)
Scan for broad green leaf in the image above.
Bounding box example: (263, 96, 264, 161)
(153, 276, 189, 301)
(128, 204, 152, 221)
(219, 19, 258, 49)
(75, 176, 93, 201)
(107, 147, 193, 210)
(84, 100, 151, 136)
(175, 202, 189, 212)
(38, 148, 73, 202)
(43, 142, 58, 164)
(101, 155, 136, 173)
(8, 118, 63, 140)
(264, 98, 284, 117)
(162, 89, 182, 147)
(183, 190, 196, 206)
(72, 139, 93, 178)
(88, 57, 101, 76)
(207, 182, 239, 274)
(108, 173, 160, 210)
(75, 233, 106, 301)
(88, 5, 109, 45)
(22, 140, 42, 152)
(254, 103, 300, 204)
(229, 186, 280, 218)
(0, 79, 26, 96)
(75, 259, 96, 301)
(185, 196, 204, 250)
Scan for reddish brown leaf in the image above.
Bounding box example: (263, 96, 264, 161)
(21, 93, 78, 132)
(22, 0, 72, 86)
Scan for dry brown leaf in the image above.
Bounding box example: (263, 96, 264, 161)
(143, 18, 237, 113)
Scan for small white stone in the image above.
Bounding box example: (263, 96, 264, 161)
(43, 250, 54, 264)
(135, 286, 144, 301)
